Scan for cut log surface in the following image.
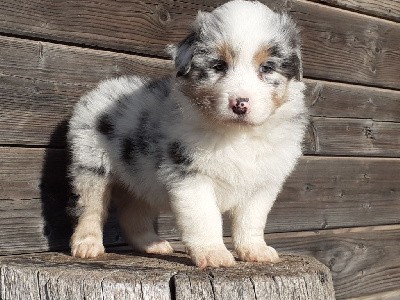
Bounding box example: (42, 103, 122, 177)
(0, 252, 335, 300)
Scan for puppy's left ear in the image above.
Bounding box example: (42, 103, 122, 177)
(167, 11, 214, 77)
(167, 31, 198, 77)
(278, 13, 303, 81)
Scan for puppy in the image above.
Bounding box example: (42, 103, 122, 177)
(68, 0, 307, 268)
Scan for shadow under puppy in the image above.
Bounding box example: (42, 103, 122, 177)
(68, 0, 307, 268)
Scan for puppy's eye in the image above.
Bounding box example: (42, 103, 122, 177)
(260, 63, 275, 74)
(212, 60, 228, 72)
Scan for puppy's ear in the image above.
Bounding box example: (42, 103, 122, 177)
(169, 31, 198, 77)
(167, 11, 213, 77)
(278, 13, 303, 81)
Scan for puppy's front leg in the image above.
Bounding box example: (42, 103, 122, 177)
(169, 176, 235, 268)
(231, 188, 281, 263)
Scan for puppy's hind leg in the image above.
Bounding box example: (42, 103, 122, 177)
(70, 172, 112, 258)
(114, 186, 173, 255)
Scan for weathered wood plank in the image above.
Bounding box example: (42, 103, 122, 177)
(0, 36, 171, 148)
(0, 253, 335, 300)
(309, 0, 400, 22)
(304, 117, 400, 157)
(0, 0, 399, 89)
(0, 35, 171, 85)
(1, 147, 399, 255)
(1, 36, 400, 156)
(305, 80, 400, 122)
(350, 289, 400, 300)
(291, 0, 400, 89)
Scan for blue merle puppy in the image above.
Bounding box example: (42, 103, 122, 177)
(68, 0, 307, 268)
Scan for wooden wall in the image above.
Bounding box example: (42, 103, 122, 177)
(0, 0, 399, 298)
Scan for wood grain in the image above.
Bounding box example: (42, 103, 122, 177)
(291, 0, 400, 89)
(0, 253, 335, 300)
(304, 117, 400, 157)
(263, 225, 400, 299)
(350, 289, 400, 300)
(305, 79, 400, 122)
(1, 146, 399, 255)
(1, 36, 400, 157)
(0, 35, 172, 147)
(309, 0, 400, 22)
(0, 0, 399, 89)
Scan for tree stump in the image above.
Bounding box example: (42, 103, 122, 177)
(0, 252, 335, 299)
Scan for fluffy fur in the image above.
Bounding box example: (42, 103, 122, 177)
(68, 0, 307, 268)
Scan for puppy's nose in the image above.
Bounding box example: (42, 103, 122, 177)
(230, 97, 250, 115)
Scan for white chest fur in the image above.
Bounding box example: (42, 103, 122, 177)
(188, 129, 300, 212)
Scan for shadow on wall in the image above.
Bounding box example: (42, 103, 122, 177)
(39, 120, 73, 251)
(39, 120, 123, 252)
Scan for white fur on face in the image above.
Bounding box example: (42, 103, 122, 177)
(68, 0, 307, 267)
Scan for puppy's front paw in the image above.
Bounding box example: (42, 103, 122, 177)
(189, 245, 236, 269)
(236, 243, 280, 263)
(140, 239, 174, 255)
(71, 234, 105, 258)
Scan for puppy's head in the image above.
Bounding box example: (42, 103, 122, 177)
(169, 0, 303, 126)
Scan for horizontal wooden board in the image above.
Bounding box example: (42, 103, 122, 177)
(0, 1, 399, 89)
(0, 147, 399, 255)
(309, 0, 400, 22)
(0, 36, 172, 148)
(0, 35, 171, 85)
(291, 0, 400, 89)
(1, 36, 400, 156)
(304, 117, 400, 157)
(305, 79, 400, 122)
(351, 289, 400, 300)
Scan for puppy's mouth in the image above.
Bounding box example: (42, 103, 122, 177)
(183, 91, 261, 126)
(226, 114, 259, 126)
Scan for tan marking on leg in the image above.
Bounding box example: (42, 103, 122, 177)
(70, 174, 112, 258)
(113, 185, 173, 255)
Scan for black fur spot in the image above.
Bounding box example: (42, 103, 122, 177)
(269, 45, 283, 58)
(168, 141, 192, 166)
(75, 165, 107, 176)
(146, 79, 171, 98)
(198, 68, 209, 81)
(121, 137, 135, 163)
(281, 53, 301, 80)
(135, 112, 151, 154)
(260, 61, 277, 74)
(97, 113, 114, 136)
(154, 148, 164, 170)
(120, 111, 159, 165)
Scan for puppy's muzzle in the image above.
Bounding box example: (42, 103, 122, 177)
(230, 97, 250, 115)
